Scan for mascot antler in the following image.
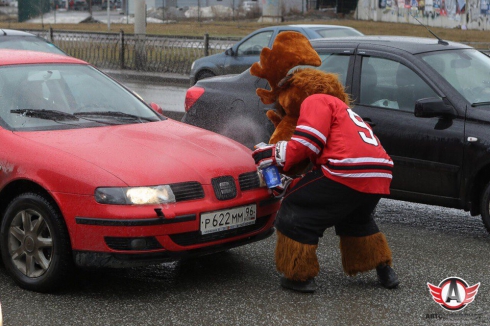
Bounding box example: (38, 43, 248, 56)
(250, 31, 322, 104)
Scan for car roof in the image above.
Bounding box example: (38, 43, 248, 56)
(257, 24, 359, 30)
(0, 49, 87, 65)
(286, 24, 358, 30)
(310, 35, 472, 54)
(0, 29, 37, 37)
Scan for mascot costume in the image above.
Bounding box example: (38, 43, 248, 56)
(251, 32, 399, 293)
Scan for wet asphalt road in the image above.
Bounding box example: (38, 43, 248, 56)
(1, 198, 490, 326)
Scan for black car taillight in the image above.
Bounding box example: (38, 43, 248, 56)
(185, 86, 205, 112)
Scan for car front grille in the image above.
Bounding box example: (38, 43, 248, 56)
(211, 176, 237, 200)
(169, 214, 272, 246)
(239, 171, 261, 191)
(171, 171, 261, 203)
(170, 181, 205, 202)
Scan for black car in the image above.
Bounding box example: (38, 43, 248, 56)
(0, 29, 65, 55)
(182, 36, 490, 232)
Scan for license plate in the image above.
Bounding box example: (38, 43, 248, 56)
(200, 204, 256, 235)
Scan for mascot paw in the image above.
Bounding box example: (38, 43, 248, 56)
(376, 264, 399, 289)
(266, 110, 283, 128)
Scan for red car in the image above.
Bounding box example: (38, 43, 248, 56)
(0, 50, 280, 292)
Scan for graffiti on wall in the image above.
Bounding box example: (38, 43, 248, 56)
(378, 0, 468, 17)
(375, 0, 490, 24)
(468, 0, 489, 26)
(358, 0, 489, 28)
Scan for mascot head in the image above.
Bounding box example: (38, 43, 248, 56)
(250, 31, 350, 145)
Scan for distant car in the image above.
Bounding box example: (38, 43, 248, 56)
(189, 24, 364, 85)
(182, 36, 490, 232)
(0, 29, 65, 55)
(101, 0, 121, 9)
(0, 49, 280, 292)
(74, 0, 88, 10)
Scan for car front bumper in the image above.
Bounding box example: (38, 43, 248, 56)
(73, 227, 275, 268)
(54, 191, 280, 267)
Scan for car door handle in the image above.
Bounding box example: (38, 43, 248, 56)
(363, 118, 376, 128)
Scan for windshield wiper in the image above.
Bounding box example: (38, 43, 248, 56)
(471, 102, 490, 107)
(74, 111, 156, 122)
(10, 109, 78, 121)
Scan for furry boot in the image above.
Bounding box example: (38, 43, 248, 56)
(339, 232, 392, 276)
(275, 230, 319, 281)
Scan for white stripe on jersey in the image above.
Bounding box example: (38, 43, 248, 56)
(296, 125, 327, 143)
(322, 166, 393, 179)
(328, 157, 394, 166)
(291, 137, 320, 154)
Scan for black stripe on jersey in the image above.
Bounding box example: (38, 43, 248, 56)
(293, 130, 324, 150)
(326, 162, 393, 172)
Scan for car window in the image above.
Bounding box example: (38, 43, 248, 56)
(314, 28, 363, 38)
(236, 31, 273, 56)
(286, 54, 350, 86)
(421, 49, 490, 105)
(359, 57, 439, 112)
(0, 64, 157, 130)
(317, 54, 350, 86)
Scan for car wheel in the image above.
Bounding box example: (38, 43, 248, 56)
(0, 193, 73, 292)
(196, 70, 215, 82)
(480, 182, 490, 233)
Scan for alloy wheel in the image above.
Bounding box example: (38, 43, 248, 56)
(8, 208, 53, 278)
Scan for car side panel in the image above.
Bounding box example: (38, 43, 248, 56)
(351, 49, 465, 207)
(461, 106, 490, 209)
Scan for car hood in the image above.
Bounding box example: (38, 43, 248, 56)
(15, 120, 255, 186)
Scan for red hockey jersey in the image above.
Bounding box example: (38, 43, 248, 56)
(282, 94, 393, 195)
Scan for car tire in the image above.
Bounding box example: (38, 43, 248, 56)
(196, 70, 215, 82)
(480, 182, 490, 233)
(0, 193, 73, 292)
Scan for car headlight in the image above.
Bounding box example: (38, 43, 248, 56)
(95, 185, 176, 205)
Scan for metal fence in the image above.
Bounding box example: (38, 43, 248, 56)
(28, 29, 241, 75)
(28, 29, 490, 76)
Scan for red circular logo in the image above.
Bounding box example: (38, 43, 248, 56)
(427, 277, 480, 311)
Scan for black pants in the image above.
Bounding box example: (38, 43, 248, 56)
(275, 169, 381, 245)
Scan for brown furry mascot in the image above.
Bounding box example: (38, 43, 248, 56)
(251, 32, 399, 292)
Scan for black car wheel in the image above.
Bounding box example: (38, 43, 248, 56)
(0, 193, 73, 292)
(196, 70, 215, 82)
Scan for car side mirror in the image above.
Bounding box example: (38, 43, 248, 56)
(414, 97, 457, 119)
(225, 48, 235, 56)
(149, 102, 164, 114)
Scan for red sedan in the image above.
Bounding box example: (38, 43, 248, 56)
(0, 50, 280, 292)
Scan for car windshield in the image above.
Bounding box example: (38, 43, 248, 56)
(314, 28, 363, 38)
(421, 49, 490, 105)
(0, 36, 65, 55)
(0, 64, 160, 131)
